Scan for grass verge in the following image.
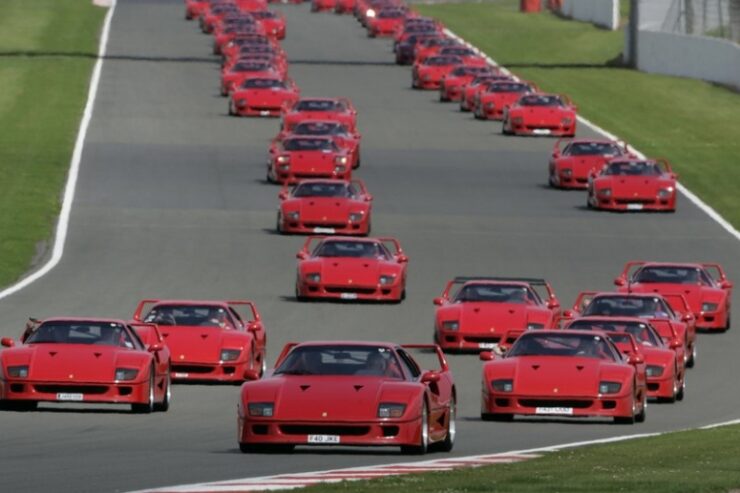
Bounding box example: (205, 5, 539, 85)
(302, 424, 740, 492)
(416, 0, 740, 229)
(0, 0, 106, 287)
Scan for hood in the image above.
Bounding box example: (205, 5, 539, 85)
(452, 302, 539, 333)
(233, 88, 291, 107)
(556, 155, 609, 175)
(518, 107, 570, 125)
(320, 257, 386, 286)
(159, 326, 250, 363)
(606, 176, 669, 198)
(292, 197, 355, 222)
(286, 150, 337, 172)
(628, 283, 704, 311)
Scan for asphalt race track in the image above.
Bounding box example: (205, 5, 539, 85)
(1, 1, 739, 492)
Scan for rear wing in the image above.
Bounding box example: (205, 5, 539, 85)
(274, 342, 300, 369)
(130, 323, 163, 347)
(443, 276, 554, 301)
(401, 344, 448, 372)
(703, 263, 730, 285)
(569, 291, 599, 314)
(498, 329, 525, 353)
(614, 261, 646, 288)
(226, 300, 261, 323)
(133, 299, 160, 322)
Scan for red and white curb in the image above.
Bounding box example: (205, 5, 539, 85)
(130, 452, 540, 492)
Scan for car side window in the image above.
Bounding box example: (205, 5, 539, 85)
(228, 307, 245, 330)
(396, 349, 421, 379)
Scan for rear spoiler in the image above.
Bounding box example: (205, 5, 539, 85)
(401, 344, 448, 372)
(452, 276, 547, 286)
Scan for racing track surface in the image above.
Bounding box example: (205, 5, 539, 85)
(1, 1, 739, 492)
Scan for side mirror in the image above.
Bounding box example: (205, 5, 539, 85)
(296, 251, 308, 260)
(721, 280, 733, 289)
(614, 277, 626, 287)
(421, 370, 440, 383)
(364, 194, 373, 202)
(433, 297, 445, 306)
(396, 254, 409, 263)
(669, 339, 683, 350)
(562, 310, 575, 319)
(278, 191, 289, 200)
(148, 342, 164, 353)
(247, 322, 261, 333)
(682, 314, 693, 322)
(628, 354, 644, 365)
(479, 351, 495, 362)
(243, 369, 260, 381)
(547, 299, 560, 310)
(1, 337, 15, 348)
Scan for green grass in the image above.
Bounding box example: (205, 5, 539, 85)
(0, 1, 106, 287)
(416, 1, 740, 229)
(303, 424, 740, 492)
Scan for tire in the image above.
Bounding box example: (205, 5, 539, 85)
(502, 121, 512, 135)
(260, 356, 267, 378)
(614, 389, 636, 424)
(635, 395, 646, 423)
(295, 282, 307, 302)
(154, 373, 171, 412)
(276, 212, 284, 234)
(686, 343, 696, 369)
(132, 370, 155, 414)
(436, 395, 456, 452)
(723, 313, 731, 332)
(676, 374, 686, 401)
(401, 400, 429, 455)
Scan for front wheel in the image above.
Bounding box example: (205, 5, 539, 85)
(436, 395, 456, 452)
(401, 400, 429, 455)
(686, 343, 696, 369)
(614, 390, 637, 424)
(154, 373, 171, 412)
(132, 371, 155, 414)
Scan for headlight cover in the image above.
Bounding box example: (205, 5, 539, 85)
(441, 320, 459, 331)
(378, 402, 406, 418)
(7, 365, 29, 378)
(248, 402, 274, 417)
(701, 302, 718, 313)
(379, 274, 395, 285)
(220, 349, 241, 362)
(349, 212, 364, 222)
(286, 211, 300, 221)
(492, 379, 514, 392)
(598, 381, 622, 394)
(657, 187, 674, 198)
(598, 188, 612, 197)
(527, 323, 545, 330)
(645, 365, 664, 377)
(114, 368, 138, 381)
(306, 273, 321, 283)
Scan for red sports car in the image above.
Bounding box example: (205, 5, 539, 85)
(201, 3, 240, 34)
(276, 119, 361, 169)
(564, 317, 686, 402)
(277, 179, 373, 235)
(479, 330, 647, 423)
(229, 77, 300, 117)
(295, 236, 408, 302)
(0, 318, 171, 413)
(412, 55, 463, 90)
(615, 261, 733, 331)
(439, 65, 495, 102)
(459, 74, 513, 112)
(267, 136, 353, 184)
(252, 10, 286, 39)
(367, 8, 407, 37)
(221, 61, 281, 96)
(473, 80, 536, 120)
(213, 18, 264, 54)
(413, 37, 461, 64)
(221, 36, 278, 65)
(502, 93, 577, 137)
(133, 299, 267, 382)
(548, 139, 630, 189)
(282, 98, 358, 133)
(565, 292, 697, 368)
(185, 0, 209, 20)
(435, 46, 487, 67)
(433, 277, 561, 352)
(223, 44, 286, 72)
(394, 33, 442, 65)
(238, 341, 456, 453)
(587, 158, 677, 212)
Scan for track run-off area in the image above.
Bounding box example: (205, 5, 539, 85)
(1, 1, 739, 492)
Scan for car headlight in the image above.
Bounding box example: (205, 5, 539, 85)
(7, 366, 29, 378)
(598, 188, 612, 197)
(492, 379, 513, 392)
(527, 323, 545, 330)
(286, 211, 300, 221)
(379, 274, 395, 285)
(114, 368, 139, 381)
(349, 212, 364, 222)
(561, 117, 573, 125)
(645, 365, 664, 377)
(236, 98, 247, 108)
(701, 302, 718, 312)
(378, 402, 406, 418)
(366, 8, 376, 17)
(658, 187, 674, 198)
(248, 402, 274, 417)
(512, 116, 524, 124)
(598, 381, 622, 394)
(306, 273, 321, 283)
(334, 164, 347, 173)
(335, 156, 348, 165)
(276, 155, 290, 164)
(561, 168, 573, 177)
(441, 320, 459, 331)
(220, 349, 241, 362)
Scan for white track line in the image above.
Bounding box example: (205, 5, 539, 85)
(0, 0, 117, 302)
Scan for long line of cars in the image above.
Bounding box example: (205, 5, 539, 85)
(0, 0, 733, 459)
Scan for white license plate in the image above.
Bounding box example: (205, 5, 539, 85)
(627, 203, 644, 210)
(174, 372, 190, 378)
(535, 407, 573, 415)
(313, 227, 336, 234)
(307, 434, 340, 444)
(340, 293, 358, 300)
(532, 129, 551, 135)
(260, 110, 270, 116)
(478, 342, 498, 349)
(56, 393, 84, 402)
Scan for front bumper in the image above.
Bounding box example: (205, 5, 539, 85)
(481, 389, 634, 419)
(0, 378, 150, 405)
(297, 281, 403, 301)
(171, 360, 251, 382)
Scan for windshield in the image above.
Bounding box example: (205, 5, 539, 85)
(378, 10, 403, 18)
(439, 47, 474, 56)
(242, 78, 284, 89)
(566, 142, 623, 156)
(252, 11, 277, 19)
(604, 161, 662, 176)
(232, 62, 270, 72)
(26, 322, 136, 348)
(518, 94, 563, 107)
(295, 100, 341, 112)
(582, 296, 674, 319)
(144, 305, 235, 329)
(314, 240, 390, 259)
(567, 320, 662, 347)
(293, 182, 353, 198)
(508, 333, 617, 360)
(425, 55, 461, 66)
(454, 284, 533, 304)
(451, 66, 490, 77)
(275, 345, 403, 377)
(283, 138, 337, 151)
(292, 121, 347, 136)
(486, 82, 531, 93)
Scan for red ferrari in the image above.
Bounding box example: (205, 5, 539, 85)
(412, 55, 463, 90)
(413, 37, 461, 65)
(220, 60, 281, 96)
(0, 318, 171, 413)
(433, 277, 561, 352)
(459, 74, 513, 112)
(367, 8, 407, 37)
(480, 330, 647, 423)
(133, 299, 267, 382)
(435, 46, 487, 67)
(185, 0, 209, 20)
(564, 317, 686, 402)
(587, 158, 677, 212)
(267, 136, 353, 184)
(221, 36, 279, 66)
(252, 10, 286, 40)
(565, 292, 697, 368)
(615, 261, 733, 331)
(278, 179, 372, 235)
(238, 342, 456, 453)
(439, 65, 495, 102)
(229, 77, 300, 117)
(276, 120, 361, 169)
(282, 98, 358, 132)
(548, 139, 630, 189)
(473, 80, 536, 120)
(295, 236, 408, 302)
(502, 93, 577, 137)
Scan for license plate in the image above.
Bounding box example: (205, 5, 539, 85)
(532, 129, 551, 135)
(174, 372, 190, 378)
(340, 293, 358, 300)
(56, 393, 84, 402)
(478, 342, 498, 349)
(308, 434, 340, 444)
(627, 203, 644, 210)
(313, 227, 336, 234)
(260, 110, 270, 116)
(535, 407, 573, 415)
